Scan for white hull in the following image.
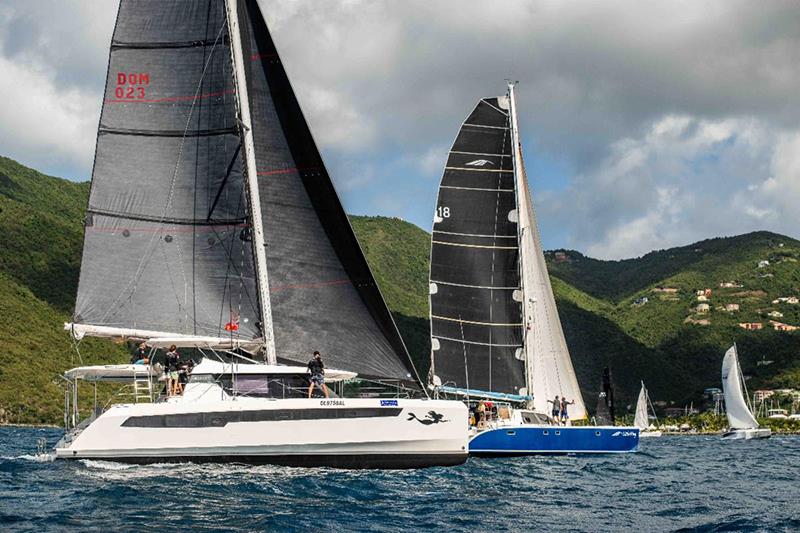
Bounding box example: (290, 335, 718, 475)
(639, 430, 662, 438)
(722, 427, 771, 440)
(55, 397, 468, 468)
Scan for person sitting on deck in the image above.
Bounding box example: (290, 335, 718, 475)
(560, 397, 575, 426)
(165, 345, 181, 397)
(475, 400, 487, 429)
(130, 342, 149, 365)
(547, 395, 561, 423)
(306, 351, 329, 398)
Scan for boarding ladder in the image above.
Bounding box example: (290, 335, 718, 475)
(132, 367, 153, 403)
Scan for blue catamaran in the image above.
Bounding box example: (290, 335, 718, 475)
(428, 82, 639, 454)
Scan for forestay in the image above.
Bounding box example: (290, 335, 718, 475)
(722, 345, 759, 429)
(429, 96, 526, 395)
(71, 0, 417, 383)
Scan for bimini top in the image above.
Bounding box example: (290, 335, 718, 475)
(190, 359, 357, 382)
(64, 364, 158, 382)
(64, 359, 358, 383)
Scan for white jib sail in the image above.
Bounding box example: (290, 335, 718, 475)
(634, 382, 649, 429)
(510, 89, 586, 419)
(721, 345, 759, 429)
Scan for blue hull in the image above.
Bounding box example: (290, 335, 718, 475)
(469, 425, 639, 455)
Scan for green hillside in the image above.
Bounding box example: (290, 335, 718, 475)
(0, 155, 799, 424)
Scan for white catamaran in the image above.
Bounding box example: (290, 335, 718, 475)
(721, 345, 771, 440)
(54, 0, 467, 468)
(634, 381, 662, 438)
(428, 82, 638, 454)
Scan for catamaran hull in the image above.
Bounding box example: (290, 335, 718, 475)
(639, 430, 663, 438)
(468, 425, 639, 455)
(722, 428, 771, 440)
(54, 398, 468, 469)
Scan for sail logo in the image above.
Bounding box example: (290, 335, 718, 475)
(114, 72, 150, 100)
(465, 159, 494, 167)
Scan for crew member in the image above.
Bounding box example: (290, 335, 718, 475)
(306, 351, 329, 398)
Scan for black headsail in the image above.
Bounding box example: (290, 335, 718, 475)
(228, 1, 417, 381)
(428, 96, 526, 395)
(73, 0, 261, 343)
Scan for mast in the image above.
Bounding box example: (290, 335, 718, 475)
(224, 0, 277, 364)
(507, 81, 536, 406)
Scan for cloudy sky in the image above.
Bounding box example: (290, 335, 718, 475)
(1, 0, 799, 259)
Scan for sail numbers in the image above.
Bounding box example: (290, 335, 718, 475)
(114, 72, 150, 100)
(437, 206, 451, 219)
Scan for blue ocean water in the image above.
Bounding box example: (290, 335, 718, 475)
(0, 427, 797, 532)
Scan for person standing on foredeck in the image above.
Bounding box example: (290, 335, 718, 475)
(547, 395, 561, 423)
(560, 397, 575, 426)
(306, 351, 329, 398)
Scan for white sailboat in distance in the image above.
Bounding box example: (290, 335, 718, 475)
(53, 0, 467, 468)
(634, 381, 662, 438)
(721, 345, 771, 440)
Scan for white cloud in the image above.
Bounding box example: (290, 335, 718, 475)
(550, 114, 800, 259)
(1, 0, 799, 255)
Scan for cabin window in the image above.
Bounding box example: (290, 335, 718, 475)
(595, 431, 601, 437)
(506, 430, 516, 436)
(189, 373, 338, 399)
(543, 430, 549, 436)
(555, 431, 561, 436)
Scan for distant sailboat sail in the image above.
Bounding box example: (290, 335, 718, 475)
(722, 345, 759, 429)
(634, 382, 650, 430)
(429, 86, 586, 417)
(70, 0, 415, 383)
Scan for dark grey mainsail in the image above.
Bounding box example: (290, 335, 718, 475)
(70, 0, 416, 383)
(428, 97, 526, 395)
(74, 0, 261, 342)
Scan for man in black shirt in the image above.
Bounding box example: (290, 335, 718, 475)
(306, 351, 329, 398)
(165, 345, 180, 396)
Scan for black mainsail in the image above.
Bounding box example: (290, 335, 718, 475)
(429, 85, 587, 416)
(428, 96, 526, 395)
(70, 0, 415, 383)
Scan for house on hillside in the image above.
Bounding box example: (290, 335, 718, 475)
(738, 322, 763, 330)
(772, 296, 799, 305)
(719, 281, 743, 288)
(554, 251, 569, 262)
(633, 296, 649, 306)
(770, 320, 799, 332)
(724, 303, 740, 312)
(758, 260, 770, 268)
(753, 390, 774, 402)
(695, 288, 712, 297)
(653, 286, 679, 293)
(695, 303, 710, 313)
(768, 310, 784, 319)
(697, 294, 709, 302)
